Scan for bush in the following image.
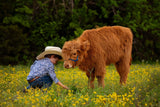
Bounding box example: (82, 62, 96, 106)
(0, 0, 160, 65)
(0, 25, 29, 65)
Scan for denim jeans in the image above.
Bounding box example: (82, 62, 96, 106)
(27, 76, 53, 89)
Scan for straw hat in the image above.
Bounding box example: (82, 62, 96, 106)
(36, 46, 62, 60)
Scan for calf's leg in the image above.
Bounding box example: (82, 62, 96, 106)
(96, 75, 105, 88)
(86, 70, 95, 88)
(115, 59, 130, 85)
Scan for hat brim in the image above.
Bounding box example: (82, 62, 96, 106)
(36, 50, 63, 60)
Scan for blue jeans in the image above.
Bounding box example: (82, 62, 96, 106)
(27, 76, 53, 89)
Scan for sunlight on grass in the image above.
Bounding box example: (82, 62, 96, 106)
(0, 63, 160, 106)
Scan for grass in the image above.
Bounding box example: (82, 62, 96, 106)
(0, 63, 160, 107)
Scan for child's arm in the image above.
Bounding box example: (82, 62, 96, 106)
(57, 81, 69, 89)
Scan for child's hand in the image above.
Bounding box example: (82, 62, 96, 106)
(63, 85, 69, 90)
(57, 81, 69, 89)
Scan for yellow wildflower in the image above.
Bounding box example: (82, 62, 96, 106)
(54, 98, 57, 102)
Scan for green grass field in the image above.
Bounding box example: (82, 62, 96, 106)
(0, 63, 160, 107)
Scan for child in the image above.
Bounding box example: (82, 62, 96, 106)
(25, 46, 69, 90)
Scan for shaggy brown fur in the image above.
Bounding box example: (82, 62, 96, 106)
(62, 26, 133, 88)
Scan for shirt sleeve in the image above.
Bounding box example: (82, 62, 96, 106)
(30, 60, 37, 70)
(48, 65, 59, 84)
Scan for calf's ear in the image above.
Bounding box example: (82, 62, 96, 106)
(80, 40, 90, 51)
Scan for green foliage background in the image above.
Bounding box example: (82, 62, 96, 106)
(0, 0, 160, 65)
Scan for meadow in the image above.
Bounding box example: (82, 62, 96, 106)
(0, 62, 160, 107)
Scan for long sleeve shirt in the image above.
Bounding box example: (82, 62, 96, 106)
(27, 58, 59, 83)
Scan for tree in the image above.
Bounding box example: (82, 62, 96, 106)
(0, 0, 159, 65)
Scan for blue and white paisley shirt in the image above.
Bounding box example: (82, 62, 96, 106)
(27, 58, 59, 83)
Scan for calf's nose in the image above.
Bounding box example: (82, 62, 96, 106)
(64, 64, 69, 69)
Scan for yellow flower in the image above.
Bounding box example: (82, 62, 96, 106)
(7, 89, 10, 93)
(35, 93, 39, 97)
(82, 102, 86, 105)
(16, 91, 20, 95)
(43, 88, 48, 92)
(54, 99, 57, 102)
(145, 103, 147, 106)
(84, 98, 89, 102)
(12, 67, 15, 71)
(93, 91, 97, 94)
(32, 99, 36, 104)
(60, 103, 63, 106)
(72, 103, 76, 106)
(25, 100, 29, 104)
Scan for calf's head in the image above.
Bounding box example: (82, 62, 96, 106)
(62, 40, 90, 69)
